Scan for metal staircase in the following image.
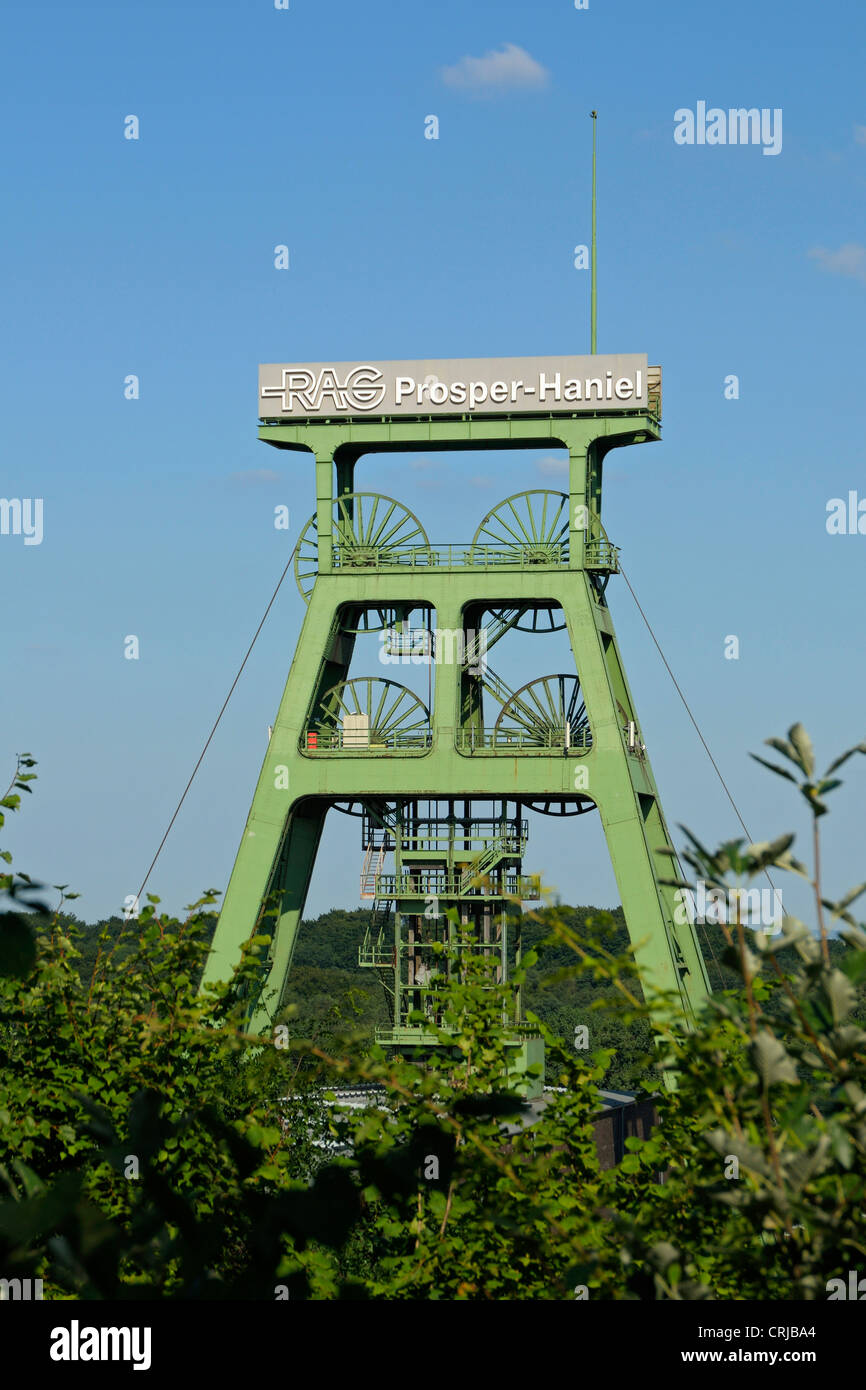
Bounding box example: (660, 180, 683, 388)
(359, 898, 392, 968)
(458, 837, 509, 893)
(360, 843, 386, 899)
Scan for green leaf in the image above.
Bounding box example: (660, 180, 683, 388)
(824, 740, 866, 776)
(704, 1129, 772, 1179)
(828, 1024, 866, 1058)
(828, 1125, 854, 1170)
(764, 736, 799, 764)
(788, 724, 815, 777)
(773, 850, 810, 880)
(649, 1242, 680, 1271)
(756, 916, 810, 954)
(832, 881, 866, 914)
(840, 949, 866, 985)
(745, 834, 795, 870)
(751, 1031, 798, 1087)
(727, 942, 760, 981)
(823, 969, 857, 1024)
(0, 918, 37, 979)
(749, 755, 799, 784)
(803, 785, 830, 817)
(815, 778, 843, 797)
(785, 1134, 832, 1188)
(677, 826, 720, 866)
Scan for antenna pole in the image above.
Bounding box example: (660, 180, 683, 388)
(590, 110, 598, 354)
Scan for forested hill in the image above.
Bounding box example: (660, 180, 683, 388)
(11, 901, 862, 1092)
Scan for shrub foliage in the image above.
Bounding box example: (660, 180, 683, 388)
(1, 727, 864, 1300)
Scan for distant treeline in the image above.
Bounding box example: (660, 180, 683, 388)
(14, 902, 863, 1092)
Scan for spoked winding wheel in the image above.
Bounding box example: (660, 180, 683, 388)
(330, 799, 394, 839)
(316, 677, 431, 747)
(292, 517, 319, 602)
(494, 673, 591, 750)
(293, 494, 432, 605)
(340, 604, 428, 637)
(470, 491, 569, 565)
(486, 604, 566, 634)
(292, 534, 393, 632)
(334, 494, 431, 567)
(522, 798, 596, 817)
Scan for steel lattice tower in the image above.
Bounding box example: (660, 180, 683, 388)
(200, 354, 712, 1093)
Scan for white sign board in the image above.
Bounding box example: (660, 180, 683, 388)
(259, 354, 649, 420)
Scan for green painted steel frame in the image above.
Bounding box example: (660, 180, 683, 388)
(200, 397, 711, 1045)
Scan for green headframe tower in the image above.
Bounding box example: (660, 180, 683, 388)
(201, 353, 711, 1088)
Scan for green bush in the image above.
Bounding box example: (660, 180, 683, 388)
(1, 726, 864, 1299)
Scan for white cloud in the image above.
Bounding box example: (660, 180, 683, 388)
(808, 242, 866, 284)
(408, 458, 446, 489)
(230, 468, 282, 486)
(854, 124, 866, 145)
(536, 455, 568, 477)
(440, 43, 549, 95)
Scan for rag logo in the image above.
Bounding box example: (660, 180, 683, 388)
(261, 365, 386, 413)
(674, 102, 782, 156)
(49, 1321, 152, 1371)
(0, 1277, 43, 1300)
(0, 497, 43, 545)
(826, 1270, 866, 1300)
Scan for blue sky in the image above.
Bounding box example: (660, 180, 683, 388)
(2, 0, 865, 934)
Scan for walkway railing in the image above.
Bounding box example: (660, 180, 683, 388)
(455, 727, 593, 753)
(334, 542, 568, 571)
(584, 538, 620, 571)
(378, 820, 528, 853)
(302, 726, 593, 753)
(303, 729, 432, 751)
(374, 872, 541, 900)
(333, 540, 620, 573)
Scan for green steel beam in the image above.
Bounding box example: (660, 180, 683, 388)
(256, 410, 659, 458)
(200, 393, 711, 1075)
(201, 581, 710, 1026)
